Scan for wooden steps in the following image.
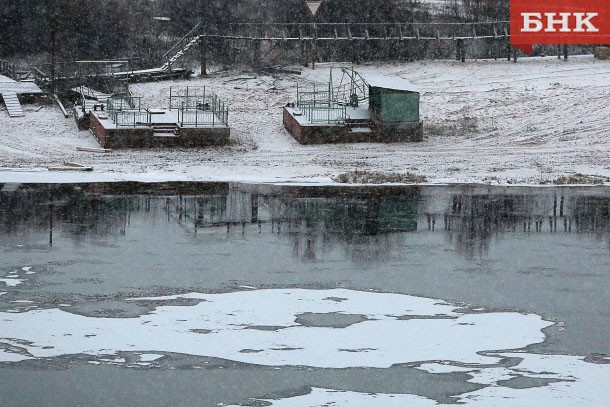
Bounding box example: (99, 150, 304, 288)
(346, 118, 374, 133)
(1, 92, 24, 117)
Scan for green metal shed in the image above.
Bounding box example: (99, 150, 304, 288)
(367, 77, 420, 123)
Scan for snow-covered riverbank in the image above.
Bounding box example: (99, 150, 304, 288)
(1, 55, 609, 185)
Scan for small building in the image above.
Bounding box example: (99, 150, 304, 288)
(283, 68, 423, 144)
(367, 76, 423, 142)
(77, 86, 230, 148)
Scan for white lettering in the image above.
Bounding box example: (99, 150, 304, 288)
(521, 12, 601, 33)
(544, 13, 571, 32)
(522, 13, 543, 32)
(573, 12, 599, 32)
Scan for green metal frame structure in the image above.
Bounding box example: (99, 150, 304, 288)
(170, 86, 229, 127)
(106, 94, 151, 127)
(295, 67, 368, 124)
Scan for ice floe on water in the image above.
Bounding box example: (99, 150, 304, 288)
(22, 266, 35, 275)
(226, 363, 610, 407)
(0, 266, 34, 287)
(228, 387, 439, 407)
(0, 277, 23, 287)
(232, 354, 610, 406)
(0, 289, 550, 367)
(0, 289, 538, 367)
(0, 288, 608, 405)
(137, 353, 165, 362)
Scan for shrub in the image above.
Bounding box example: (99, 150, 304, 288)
(333, 170, 427, 184)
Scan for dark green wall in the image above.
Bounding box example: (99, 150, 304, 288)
(369, 86, 420, 123)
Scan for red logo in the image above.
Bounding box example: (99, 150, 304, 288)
(510, 0, 610, 54)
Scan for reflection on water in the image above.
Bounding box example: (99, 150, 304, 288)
(0, 183, 228, 244)
(1, 182, 610, 407)
(443, 190, 610, 258)
(1, 182, 608, 261)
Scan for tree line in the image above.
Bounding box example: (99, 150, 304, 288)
(0, 0, 509, 63)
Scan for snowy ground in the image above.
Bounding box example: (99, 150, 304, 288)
(1, 55, 610, 185)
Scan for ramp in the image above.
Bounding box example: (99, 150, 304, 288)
(161, 35, 202, 71)
(1, 92, 24, 117)
(160, 22, 202, 72)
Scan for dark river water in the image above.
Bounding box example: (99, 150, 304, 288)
(0, 182, 609, 406)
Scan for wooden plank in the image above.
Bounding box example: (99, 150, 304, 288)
(48, 166, 93, 172)
(63, 161, 89, 167)
(76, 146, 112, 153)
(47, 160, 94, 171)
(53, 94, 69, 118)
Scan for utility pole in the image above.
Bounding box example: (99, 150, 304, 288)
(49, 9, 58, 93)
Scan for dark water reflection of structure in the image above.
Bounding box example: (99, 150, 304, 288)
(442, 188, 610, 258)
(1, 182, 610, 406)
(1, 182, 608, 260)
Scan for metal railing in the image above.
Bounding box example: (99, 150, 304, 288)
(296, 82, 347, 123)
(106, 96, 151, 127)
(300, 104, 347, 124)
(172, 86, 229, 127)
(178, 109, 228, 127)
(297, 83, 333, 107)
(109, 109, 152, 127)
(125, 91, 141, 110)
(171, 95, 215, 110)
(177, 98, 229, 127)
(297, 92, 332, 107)
(106, 97, 130, 112)
(200, 21, 510, 41)
(170, 86, 213, 110)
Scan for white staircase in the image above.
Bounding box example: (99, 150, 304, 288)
(152, 123, 180, 137)
(1, 92, 24, 117)
(160, 35, 202, 71)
